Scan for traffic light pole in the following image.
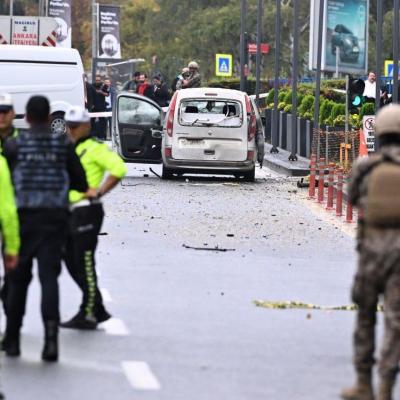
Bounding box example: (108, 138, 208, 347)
(255, 0, 263, 106)
(289, 0, 299, 161)
(313, 0, 325, 135)
(271, 0, 281, 154)
(393, 0, 399, 104)
(240, 0, 247, 92)
(375, 0, 382, 112)
(92, 0, 98, 82)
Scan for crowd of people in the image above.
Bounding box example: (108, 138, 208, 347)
(0, 92, 126, 384)
(83, 60, 202, 142)
(121, 60, 202, 107)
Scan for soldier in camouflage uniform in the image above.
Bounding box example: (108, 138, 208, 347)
(341, 105, 400, 400)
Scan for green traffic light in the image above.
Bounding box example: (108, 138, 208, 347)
(352, 96, 362, 106)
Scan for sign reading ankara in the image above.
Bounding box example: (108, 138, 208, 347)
(215, 54, 232, 77)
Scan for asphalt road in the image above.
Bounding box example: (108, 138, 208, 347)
(3, 163, 397, 399)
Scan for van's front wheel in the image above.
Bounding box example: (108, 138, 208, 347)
(50, 112, 66, 135)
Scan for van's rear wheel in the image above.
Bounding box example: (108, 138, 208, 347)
(161, 166, 174, 180)
(50, 113, 66, 135)
(243, 167, 255, 182)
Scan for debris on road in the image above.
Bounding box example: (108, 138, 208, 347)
(149, 168, 162, 179)
(182, 244, 236, 252)
(253, 300, 384, 312)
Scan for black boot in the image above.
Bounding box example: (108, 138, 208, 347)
(95, 307, 112, 323)
(2, 334, 20, 357)
(2, 322, 21, 357)
(42, 320, 58, 362)
(60, 311, 97, 330)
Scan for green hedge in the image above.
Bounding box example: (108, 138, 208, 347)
(207, 78, 271, 94)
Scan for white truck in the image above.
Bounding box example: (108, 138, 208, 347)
(0, 45, 85, 133)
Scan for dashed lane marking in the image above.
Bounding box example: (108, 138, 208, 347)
(101, 318, 130, 336)
(122, 361, 161, 390)
(100, 288, 113, 303)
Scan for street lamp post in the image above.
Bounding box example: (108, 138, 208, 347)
(313, 0, 325, 137)
(255, 0, 263, 106)
(240, 0, 247, 92)
(92, 0, 98, 82)
(289, 0, 299, 161)
(271, 0, 281, 154)
(375, 0, 382, 113)
(10, 0, 14, 16)
(393, 0, 399, 104)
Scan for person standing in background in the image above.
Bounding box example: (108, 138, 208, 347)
(152, 75, 170, 107)
(104, 77, 116, 139)
(122, 71, 141, 92)
(91, 75, 109, 140)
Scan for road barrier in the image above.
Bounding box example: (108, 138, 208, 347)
(326, 163, 335, 210)
(317, 158, 325, 204)
(346, 201, 353, 223)
(308, 154, 317, 199)
(336, 168, 344, 217)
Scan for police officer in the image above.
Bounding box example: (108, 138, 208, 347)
(0, 153, 19, 275)
(342, 105, 400, 400)
(0, 93, 18, 150)
(0, 93, 19, 313)
(0, 152, 19, 400)
(2, 96, 88, 361)
(61, 105, 126, 330)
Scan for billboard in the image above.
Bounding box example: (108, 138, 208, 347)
(0, 16, 58, 47)
(47, 0, 72, 48)
(98, 5, 121, 59)
(310, 0, 369, 75)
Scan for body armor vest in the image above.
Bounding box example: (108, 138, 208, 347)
(13, 131, 70, 209)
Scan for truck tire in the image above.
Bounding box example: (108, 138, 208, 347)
(50, 112, 66, 135)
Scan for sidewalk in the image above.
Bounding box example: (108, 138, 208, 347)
(263, 144, 310, 176)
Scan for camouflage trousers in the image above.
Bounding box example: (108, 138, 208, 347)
(352, 227, 400, 379)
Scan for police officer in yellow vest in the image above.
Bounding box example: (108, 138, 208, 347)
(0, 93, 19, 150)
(0, 93, 19, 314)
(61, 105, 127, 330)
(0, 153, 19, 400)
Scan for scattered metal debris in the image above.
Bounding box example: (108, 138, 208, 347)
(182, 244, 236, 252)
(149, 168, 162, 179)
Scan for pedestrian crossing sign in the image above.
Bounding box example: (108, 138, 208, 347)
(216, 54, 232, 77)
(384, 60, 400, 77)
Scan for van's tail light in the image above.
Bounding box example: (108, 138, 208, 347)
(245, 95, 256, 141)
(166, 92, 178, 137)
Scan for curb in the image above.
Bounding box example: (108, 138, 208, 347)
(263, 144, 310, 177)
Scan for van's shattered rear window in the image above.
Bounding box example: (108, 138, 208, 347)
(179, 99, 242, 127)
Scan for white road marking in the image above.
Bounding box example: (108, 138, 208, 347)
(8, 350, 121, 373)
(101, 318, 130, 336)
(122, 361, 161, 390)
(300, 195, 357, 238)
(100, 288, 113, 303)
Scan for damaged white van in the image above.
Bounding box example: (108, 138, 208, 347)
(161, 88, 264, 181)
